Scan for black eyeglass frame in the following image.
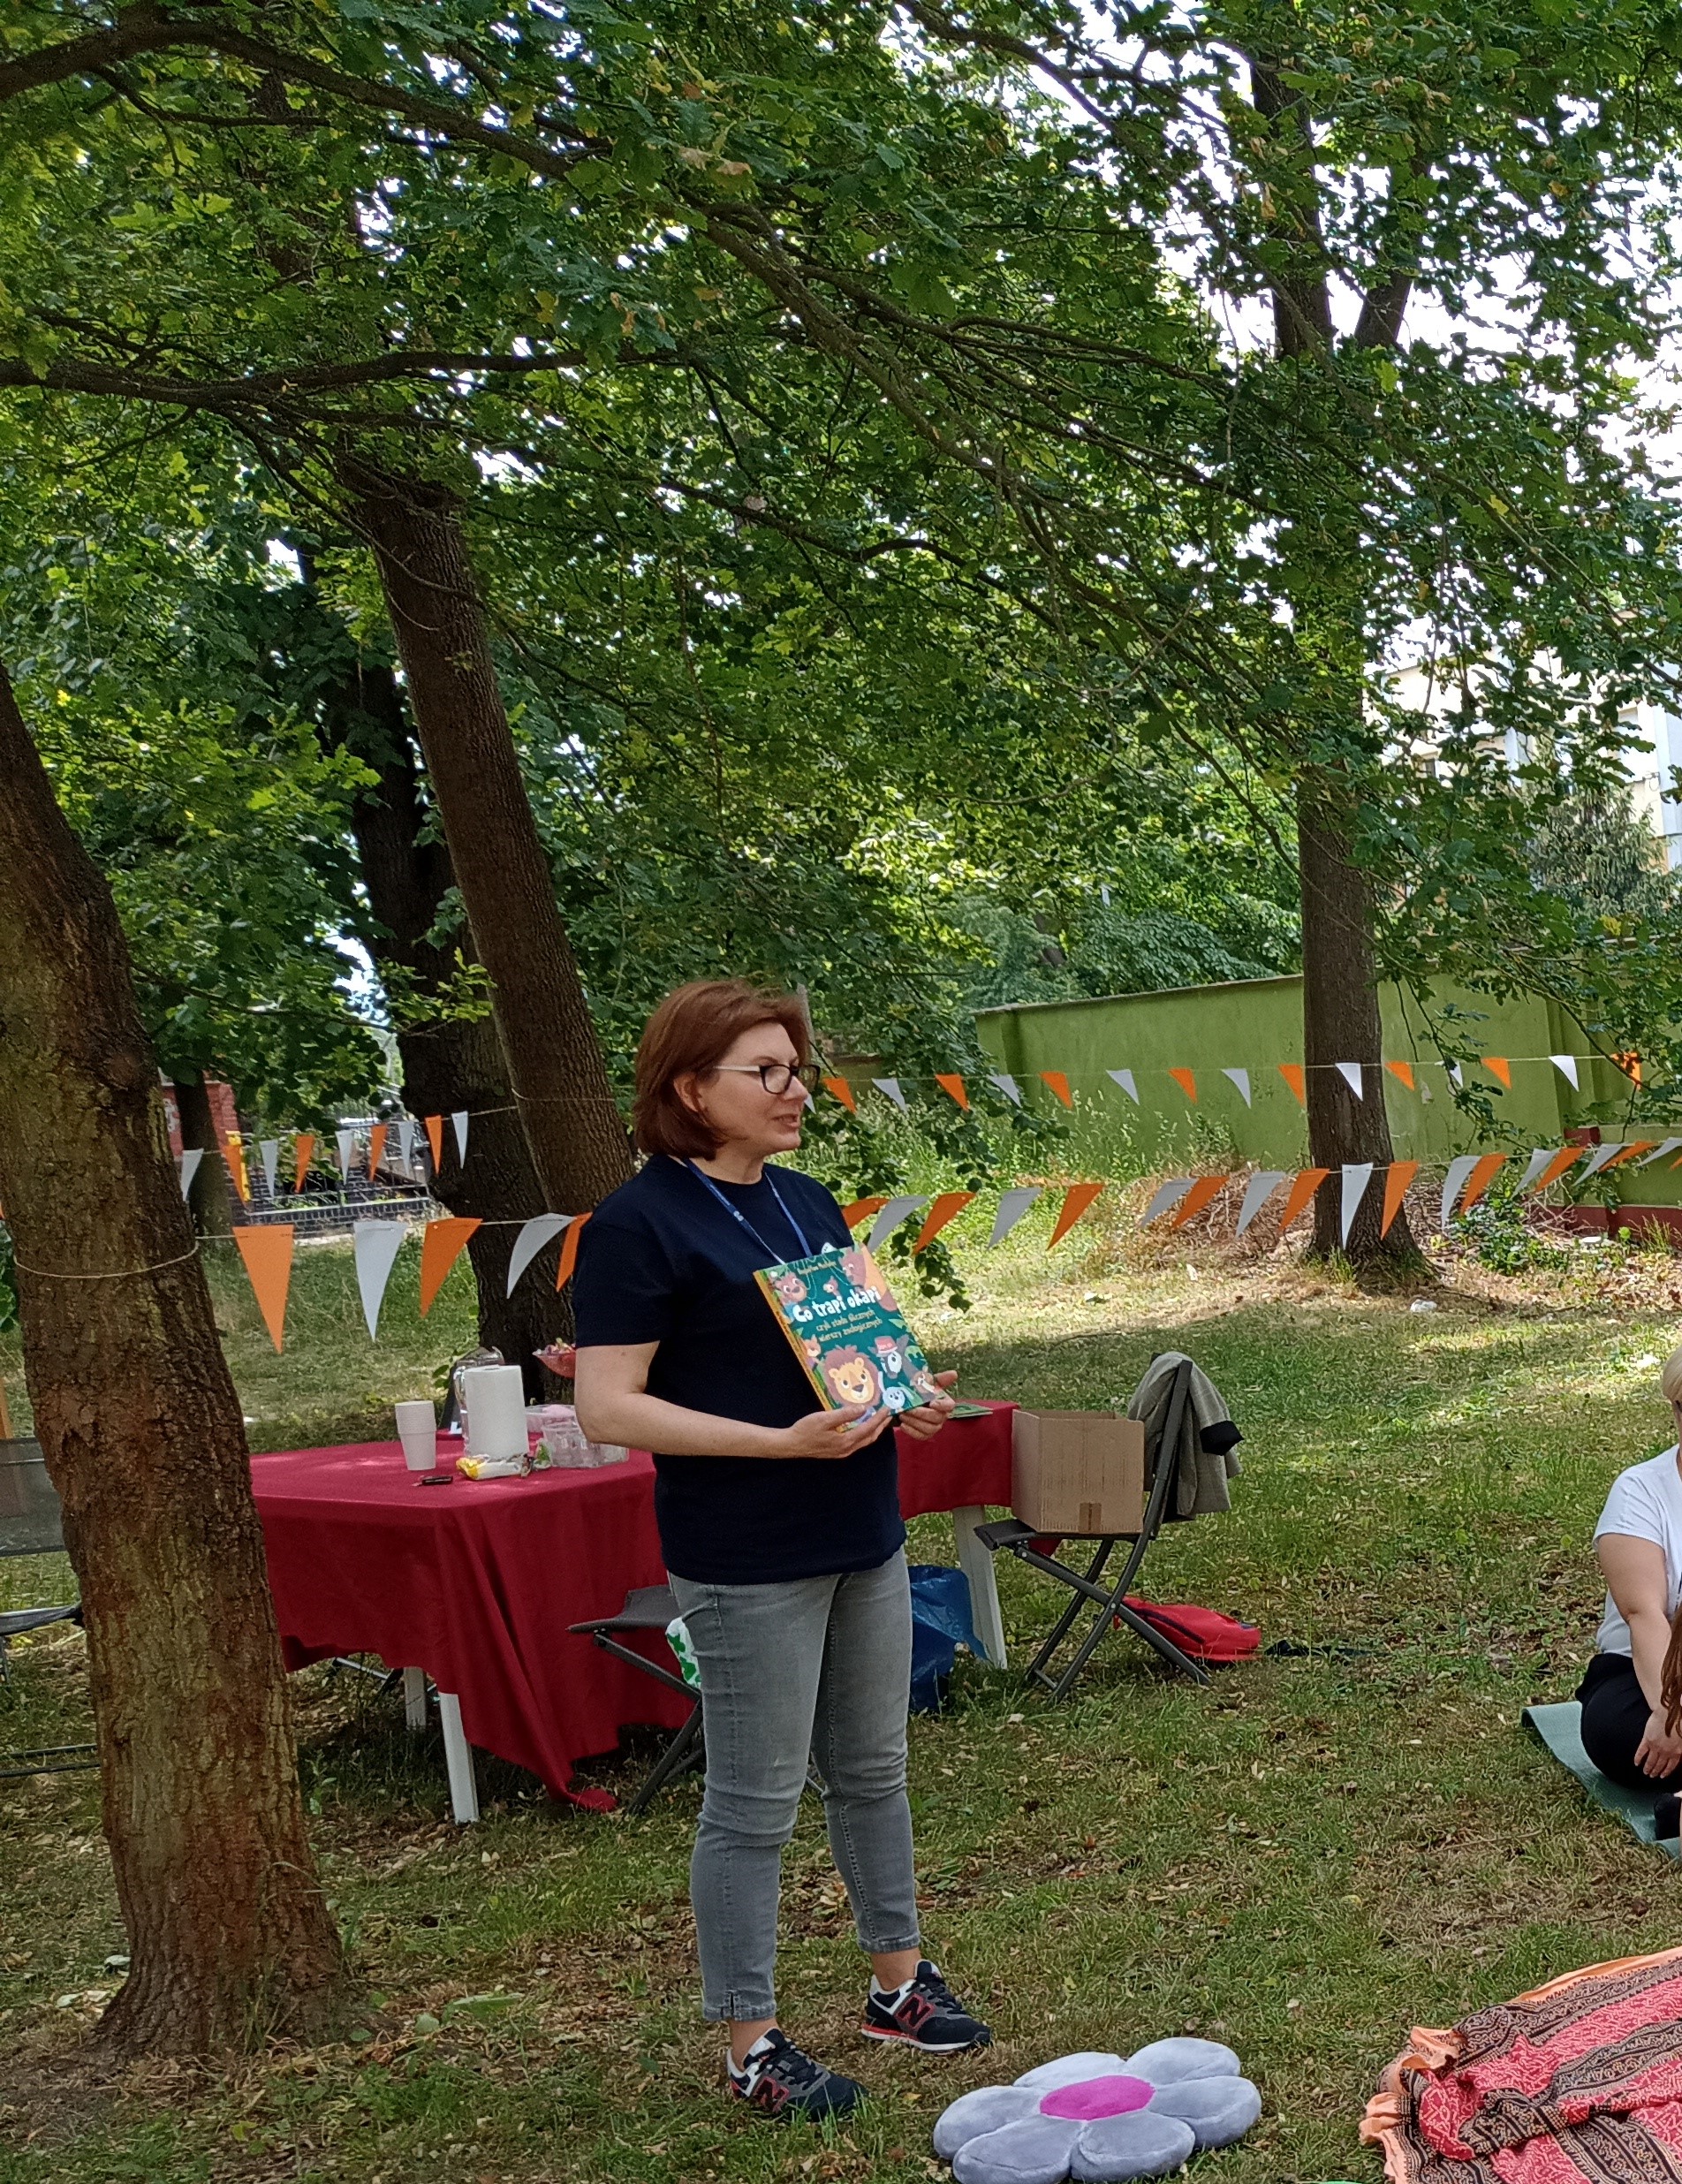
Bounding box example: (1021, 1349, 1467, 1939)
(709, 1061, 822, 1096)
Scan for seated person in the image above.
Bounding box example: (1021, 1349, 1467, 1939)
(1580, 1347, 1682, 1793)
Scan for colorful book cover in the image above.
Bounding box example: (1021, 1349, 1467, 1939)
(754, 1242, 943, 1419)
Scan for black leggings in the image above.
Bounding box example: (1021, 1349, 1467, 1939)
(1577, 1651, 1682, 1792)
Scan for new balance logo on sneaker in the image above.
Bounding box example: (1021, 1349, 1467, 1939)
(861, 1960, 992, 2051)
(726, 2029, 866, 2120)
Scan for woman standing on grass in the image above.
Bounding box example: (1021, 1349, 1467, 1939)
(572, 979, 990, 2121)
(1580, 1345, 1682, 1795)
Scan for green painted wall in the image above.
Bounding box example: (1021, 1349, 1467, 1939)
(974, 976, 1675, 1204)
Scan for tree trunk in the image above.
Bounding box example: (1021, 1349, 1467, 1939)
(1298, 777, 1421, 1270)
(172, 1072, 235, 1239)
(341, 460, 633, 1217)
(321, 651, 573, 1378)
(0, 661, 350, 2054)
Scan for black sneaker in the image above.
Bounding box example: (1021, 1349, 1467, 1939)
(727, 2029, 868, 2120)
(861, 1960, 992, 2051)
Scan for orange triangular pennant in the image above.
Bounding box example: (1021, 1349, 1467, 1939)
(934, 1074, 970, 1111)
(913, 1192, 976, 1252)
(224, 1133, 250, 1202)
(822, 1076, 858, 1114)
(1278, 1064, 1306, 1106)
(1615, 1050, 1643, 1087)
(367, 1123, 388, 1178)
(1041, 1071, 1074, 1110)
(1048, 1182, 1105, 1248)
(841, 1196, 889, 1232)
(1169, 1174, 1229, 1231)
(425, 1113, 444, 1167)
(1384, 1060, 1416, 1092)
(1168, 1067, 1198, 1103)
(1381, 1160, 1420, 1236)
(556, 1211, 591, 1290)
(1527, 1148, 1584, 1193)
(1484, 1057, 1512, 1089)
(1603, 1141, 1659, 1172)
(292, 1133, 315, 1193)
(419, 1216, 481, 1315)
(1276, 1167, 1330, 1232)
(234, 1224, 293, 1352)
(1456, 1153, 1507, 1215)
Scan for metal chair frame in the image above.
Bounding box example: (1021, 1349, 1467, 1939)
(568, 1584, 704, 1815)
(1, 1438, 95, 1778)
(978, 1359, 1211, 1702)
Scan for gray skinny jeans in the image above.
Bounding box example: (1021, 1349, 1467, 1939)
(668, 1547, 921, 2021)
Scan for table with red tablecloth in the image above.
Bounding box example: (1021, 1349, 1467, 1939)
(252, 1400, 1014, 1816)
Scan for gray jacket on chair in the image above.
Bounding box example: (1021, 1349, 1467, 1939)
(1125, 1351, 1243, 1519)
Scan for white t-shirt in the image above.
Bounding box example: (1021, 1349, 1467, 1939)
(1595, 1446, 1682, 1655)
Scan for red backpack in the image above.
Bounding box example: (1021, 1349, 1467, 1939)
(1120, 1597, 1261, 1663)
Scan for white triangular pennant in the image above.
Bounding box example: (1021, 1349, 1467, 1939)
(1221, 1067, 1252, 1107)
(337, 1128, 356, 1180)
(1517, 1148, 1560, 1192)
(1235, 1170, 1288, 1236)
(987, 1073, 1023, 1107)
(1550, 1054, 1580, 1089)
(1139, 1177, 1194, 1227)
(1639, 1138, 1682, 1167)
(259, 1139, 280, 1198)
(1340, 1162, 1375, 1246)
(871, 1077, 908, 1112)
(505, 1213, 571, 1297)
(352, 1220, 407, 1340)
(1440, 1154, 1480, 1227)
(867, 1195, 928, 1251)
(1446, 1062, 1464, 1091)
(1580, 1141, 1625, 1179)
(1335, 1062, 1364, 1099)
(987, 1187, 1043, 1247)
(398, 1118, 416, 1171)
(1106, 1069, 1139, 1103)
(451, 1110, 469, 1164)
(177, 1148, 203, 1200)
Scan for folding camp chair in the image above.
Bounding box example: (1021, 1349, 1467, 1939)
(567, 1583, 704, 1815)
(977, 1358, 1209, 1702)
(1, 1437, 94, 1780)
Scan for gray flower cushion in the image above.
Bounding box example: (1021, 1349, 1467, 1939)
(935, 2039, 1261, 2183)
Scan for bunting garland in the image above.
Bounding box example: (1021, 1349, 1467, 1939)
(183, 1128, 1673, 1354)
(234, 1224, 293, 1352)
(914, 1191, 977, 1251)
(419, 1216, 481, 1315)
(1381, 1161, 1420, 1236)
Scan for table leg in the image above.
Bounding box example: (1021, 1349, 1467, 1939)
(402, 1666, 428, 1733)
(437, 1692, 481, 1824)
(952, 1505, 1008, 1667)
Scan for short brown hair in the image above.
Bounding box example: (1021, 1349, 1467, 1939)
(633, 980, 810, 1159)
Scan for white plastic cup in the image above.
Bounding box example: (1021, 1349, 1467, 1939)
(395, 1399, 438, 1472)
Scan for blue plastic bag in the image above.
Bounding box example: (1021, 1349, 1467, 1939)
(908, 1564, 983, 1713)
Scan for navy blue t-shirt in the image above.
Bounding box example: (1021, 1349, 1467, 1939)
(572, 1156, 905, 1585)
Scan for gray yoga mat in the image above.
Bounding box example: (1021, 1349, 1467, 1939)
(1523, 1701, 1680, 1859)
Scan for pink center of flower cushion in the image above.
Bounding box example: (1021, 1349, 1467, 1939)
(1038, 2074, 1156, 2120)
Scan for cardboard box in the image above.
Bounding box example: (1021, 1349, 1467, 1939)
(1011, 1410, 1145, 1536)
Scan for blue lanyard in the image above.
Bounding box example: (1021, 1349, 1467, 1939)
(680, 1157, 815, 1265)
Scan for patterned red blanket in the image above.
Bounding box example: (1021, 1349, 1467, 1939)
(1364, 1948, 1682, 2182)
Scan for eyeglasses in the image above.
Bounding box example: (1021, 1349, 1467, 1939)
(712, 1062, 822, 1096)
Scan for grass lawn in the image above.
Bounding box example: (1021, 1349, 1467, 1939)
(4, 1211, 1682, 2183)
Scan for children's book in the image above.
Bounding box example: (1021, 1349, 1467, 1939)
(754, 1242, 943, 1420)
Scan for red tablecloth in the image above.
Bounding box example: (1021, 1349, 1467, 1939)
(252, 1401, 1014, 1809)
(895, 1401, 1013, 1518)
